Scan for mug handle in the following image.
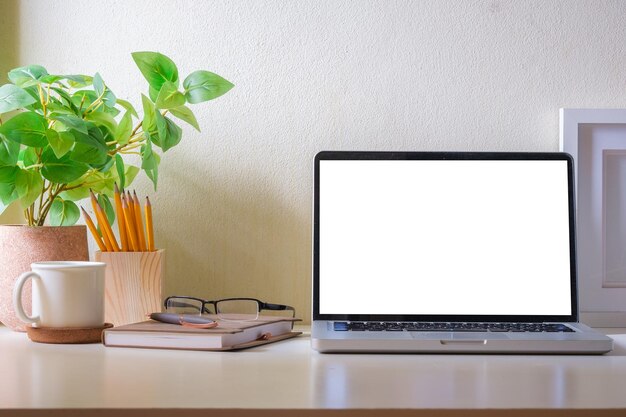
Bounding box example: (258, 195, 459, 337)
(13, 271, 40, 325)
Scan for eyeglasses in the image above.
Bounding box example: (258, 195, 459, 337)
(163, 295, 296, 322)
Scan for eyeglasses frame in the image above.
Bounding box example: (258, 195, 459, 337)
(163, 295, 296, 319)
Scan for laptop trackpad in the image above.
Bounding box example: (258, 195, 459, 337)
(451, 333, 508, 340)
(409, 332, 508, 340)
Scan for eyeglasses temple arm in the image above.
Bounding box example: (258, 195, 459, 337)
(262, 302, 296, 318)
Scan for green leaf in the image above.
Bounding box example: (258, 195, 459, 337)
(125, 164, 139, 186)
(100, 104, 120, 118)
(97, 193, 115, 225)
(0, 84, 37, 113)
(86, 170, 116, 195)
(155, 116, 182, 152)
(64, 75, 93, 88)
(0, 165, 19, 183)
(49, 87, 80, 115)
(183, 70, 234, 104)
(141, 137, 159, 189)
(60, 169, 115, 201)
(149, 85, 159, 102)
(155, 81, 186, 109)
(104, 91, 117, 108)
(8, 65, 49, 88)
(116, 98, 138, 118)
(15, 168, 43, 209)
(50, 86, 73, 104)
(41, 147, 89, 183)
(93, 73, 105, 97)
(0, 133, 20, 165)
(0, 182, 18, 214)
(93, 72, 116, 108)
(116, 111, 132, 145)
(154, 110, 167, 147)
(98, 124, 115, 147)
(85, 111, 118, 135)
(22, 86, 42, 112)
(49, 198, 80, 226)
(0, 112, 48, 147)
(71, 127, 109, 166)
(141, 94, 156, 132)
(115, 154, 125, 190)
(38, 74, 63, 85)
(46, 129, 74, 159)
(18, 147, 38, 168)
(59, 185, 90, 201)
(91, 155, 114, 173)
(169, 105, 200, 132)
(72, 90, 98, 112)
(131, 51, 179, 91)
(50, 114, 88, 134)
(46, 101, 76, 116)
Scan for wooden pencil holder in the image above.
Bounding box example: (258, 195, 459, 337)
(94, 249, 164, 327)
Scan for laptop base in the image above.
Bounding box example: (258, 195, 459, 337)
(311, 322, 613, 354)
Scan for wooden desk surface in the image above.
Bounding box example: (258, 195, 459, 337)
(1, 325, 626, 417)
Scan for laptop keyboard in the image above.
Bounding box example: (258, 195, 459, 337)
(333, 321, 574, 333)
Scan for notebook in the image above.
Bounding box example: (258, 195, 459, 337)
(311, 151, 613, 354)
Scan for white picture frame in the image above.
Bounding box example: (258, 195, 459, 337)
(560, 108, 626, 327)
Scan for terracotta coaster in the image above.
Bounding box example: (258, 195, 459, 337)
(26, 323, 114, 344)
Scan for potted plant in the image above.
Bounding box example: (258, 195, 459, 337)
(0, 51, 233, 330)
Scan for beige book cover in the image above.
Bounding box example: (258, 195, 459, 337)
(103, 315, 301, 351)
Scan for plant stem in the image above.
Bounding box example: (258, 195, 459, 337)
(130, 120, 142, 137)
(24, 206, 35, 226)
(111, 109, 167, 155)
(112, 128, 144, 155)
(37, 185, 66, 226)
(88, 100, 105, 114)
(37, 84, 48, 117)
(37, 181, 52, 222)
(29, 202, 36, 225)
(83, 88, 107, 115)
(37, 180, 46, 220)
(78, 94, 86, 112)
(119, 143, 142, 152)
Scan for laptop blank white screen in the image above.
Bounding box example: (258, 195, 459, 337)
(319, 159, 573, 316)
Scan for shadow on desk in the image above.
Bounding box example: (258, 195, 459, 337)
(4, 409, 626, 417)
(603, 331, 626, 356)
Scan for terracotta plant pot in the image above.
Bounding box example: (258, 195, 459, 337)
(0, 225, 89, 331)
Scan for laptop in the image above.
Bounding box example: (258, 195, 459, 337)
(311, 151, 613, 354)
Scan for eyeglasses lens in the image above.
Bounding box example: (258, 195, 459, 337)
(165, 298, 206, 315)
(216, 299, 259, 321)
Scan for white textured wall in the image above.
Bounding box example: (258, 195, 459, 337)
(3, 0, 626, 322)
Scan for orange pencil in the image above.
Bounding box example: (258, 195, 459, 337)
(89, 192, 114, 252)
(126, 191, 134, 226)
(81, 207, 107, 252)
(114, 184, 129, 251)
(90, 190, 120, 252)
(122, 197, 139, 252)
(97, 203, 120, 252)
(145, 196, 155, 251)
(133, 191, 147, 251)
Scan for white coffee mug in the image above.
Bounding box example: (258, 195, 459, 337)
(13, 261, 106, 328)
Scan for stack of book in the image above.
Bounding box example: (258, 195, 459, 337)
(103, 315, 301, 351)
